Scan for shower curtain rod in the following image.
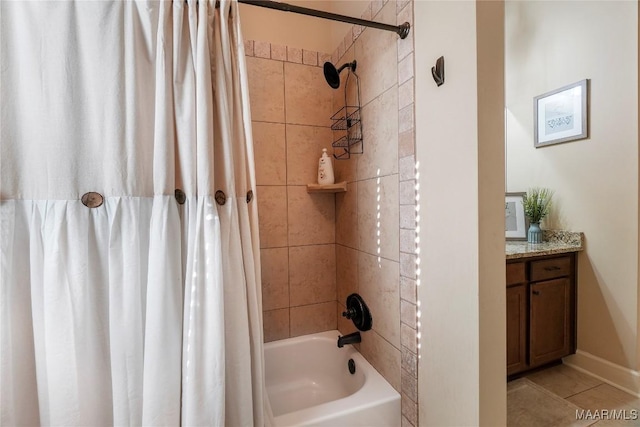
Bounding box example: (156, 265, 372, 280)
(227, 0, 411, 39)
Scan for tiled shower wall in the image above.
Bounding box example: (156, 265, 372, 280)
(245, 0, 417, 424)
(245, 42, 340, 342)
(331, 0, 418, 426)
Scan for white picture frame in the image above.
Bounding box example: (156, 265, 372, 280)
(534, 79, 588, 148)
(505, 192, 528, 241)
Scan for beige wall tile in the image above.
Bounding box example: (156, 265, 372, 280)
(333, 152, 358, 183)
(401, 323, 417, 353)
(336, 244, 358, 304)
(361, 330, 401, 391)
(402, 345, 418, 377)
(257, 185, 288, 248)
(401, 300, 416, 328)
(397, 52, 414, 86)
(271, 44, 287, 61)
(287, 186, 335, 246)
(358, 175, 400, 262)
(372, 0, 384, 17)
(400, 204, 416, 230)
(401, 415, 413, 427)
(284, 62, 332, 127)
(402, 392, 418, 426)
(319, 53, 332, 66)
(254, 40, 271, 59)
(290, 302, 336, 337)
(402, 368, 418, 402)
(289, 244, 336, 306)
(354, 3, 398, 106)
(399, 104, 414, 134)
(398, 78, 414, 111)
(400, 276, 417, 304)
(246, 57, 284, 122)
(399, 155, 415, 182)
(352, 25, 363, 42)
(260, 248, 289, 311)
(244, 40, 254, 57)
(343, 32, 353, 53)
(302, 50, 318, 66)
(331, 73, 342, 114)
(359, 252, 400, 348)
(399, 252, 416, 279)
(398, 129, 415, 157)
(360, 3, 372, 20)
(397, 28, 414, 64)
(331, 49, 339, 66)
(336, 39, 345, 63)
(287, 46, 302, 64)
(253, 122, 286, 186)
(286, 125, 333, 185)
(358, 88, 399, 180)
(335, 182, 358, 249)
(400, 228, 415, 254)
(399, 179, 415, 205)
(397, 0, 411, 14)
(264, 308, 289, 342)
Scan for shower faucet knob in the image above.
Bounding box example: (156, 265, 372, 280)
(342, 308, 357, 319)
(342, 293, 372, 332)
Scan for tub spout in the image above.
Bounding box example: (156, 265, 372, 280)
(337, 332, 361, 348)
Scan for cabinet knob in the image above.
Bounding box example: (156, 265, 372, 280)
(532, 290, 540, 296)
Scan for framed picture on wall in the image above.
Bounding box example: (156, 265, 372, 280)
(505, 192, 528, 241)
(534, 79, 589, 148)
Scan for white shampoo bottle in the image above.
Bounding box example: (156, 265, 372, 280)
(317, 148, 335, 185)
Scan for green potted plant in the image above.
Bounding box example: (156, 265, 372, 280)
(522, 187, 553, 244)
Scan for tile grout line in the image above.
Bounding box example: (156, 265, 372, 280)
(282, 56, 291, 339)
(562, 382, 605, 400)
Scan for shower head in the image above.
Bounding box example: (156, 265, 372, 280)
(323, 60, 357, 89)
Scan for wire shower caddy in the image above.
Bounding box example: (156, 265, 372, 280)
(331, 69, 362, 160)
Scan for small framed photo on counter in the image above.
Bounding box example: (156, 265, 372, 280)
(534, 79, 588, 148)
(506, 192, 528, 241)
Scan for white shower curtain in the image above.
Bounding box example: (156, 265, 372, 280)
(0, 1, 266, 425)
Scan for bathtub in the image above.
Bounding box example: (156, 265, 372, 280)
(264, 330, 401, 427)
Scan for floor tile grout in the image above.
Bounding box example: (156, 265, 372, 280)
(564, 383, 604, 400)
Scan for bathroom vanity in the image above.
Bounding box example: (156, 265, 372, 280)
(505, 232, 584, 376)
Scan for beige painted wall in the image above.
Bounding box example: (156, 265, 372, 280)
(505, 1, 639, 371)
(415, 0, 505, 425)
(238, 0, 369, 53)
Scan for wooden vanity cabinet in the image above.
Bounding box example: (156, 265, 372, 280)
(506, 262, 527, 375)
(506, 252, 577, 376)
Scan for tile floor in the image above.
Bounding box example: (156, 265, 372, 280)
(508, 364, 640, 426)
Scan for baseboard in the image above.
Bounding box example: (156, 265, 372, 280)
(563, 350, 640, 397)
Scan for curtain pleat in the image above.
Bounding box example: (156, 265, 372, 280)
(0, 0, 265, 425)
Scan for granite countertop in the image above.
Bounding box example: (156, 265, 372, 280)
(506, 230, 584, 260)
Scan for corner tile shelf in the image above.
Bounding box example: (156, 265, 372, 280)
(306, 181, 347, 193)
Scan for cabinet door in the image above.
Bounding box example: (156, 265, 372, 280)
(530, 278, 571, 367)
(507, 284, 527, 375)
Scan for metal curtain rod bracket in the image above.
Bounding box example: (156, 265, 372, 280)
(223, 0, 410, 39)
